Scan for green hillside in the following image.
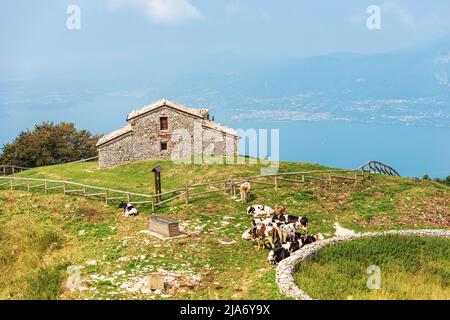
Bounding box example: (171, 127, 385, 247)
(1, 159, 449, 300)
(295, 235, 450, 300)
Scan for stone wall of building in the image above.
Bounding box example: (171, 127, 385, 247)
(98, 106, 238, 168)
(98, 133, 134, 168)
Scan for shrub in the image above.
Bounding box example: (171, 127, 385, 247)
(24, 265, 65, 300)
(0, 122, 100, 167)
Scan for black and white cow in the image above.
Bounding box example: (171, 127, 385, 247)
(118, 202, 139, 217)
(287, 239, 301, 253)
(278, 215, 309, 232)
(267, 247, 290, 264)
(300, 233, 324, 246)
(247, 205, 275, 217)
(242, 227, 257, 241)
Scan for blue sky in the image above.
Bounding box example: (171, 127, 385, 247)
(1, 1, 450, 177)
(2, 0, 450, 80)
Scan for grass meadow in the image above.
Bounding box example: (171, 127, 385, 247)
(0, 159, 448, 299)
(294, 235, 450, 300)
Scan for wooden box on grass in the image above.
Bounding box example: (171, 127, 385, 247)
(148, 216, 180, 238)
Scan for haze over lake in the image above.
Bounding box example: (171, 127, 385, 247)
(1, 1, 449, 178)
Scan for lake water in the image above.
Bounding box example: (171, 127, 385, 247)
(237, 120, 450, 179)
(1, 92, 449, 179)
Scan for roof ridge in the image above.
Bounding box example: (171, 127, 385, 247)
(127, 99, 207, 121)
(96, 123, 132, 147)
(202, 119, 239, 136)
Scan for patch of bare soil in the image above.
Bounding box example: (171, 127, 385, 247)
(355, 192, 450, 228)
(354, 216, 396, 228)
(69, 207, 109, 223)
(113, 269, 202, 297)
(396, 193, 450, 228)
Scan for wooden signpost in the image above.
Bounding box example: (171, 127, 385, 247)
(152, 165, 162, 203)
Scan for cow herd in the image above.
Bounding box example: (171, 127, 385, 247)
(242, 204, 324, 264)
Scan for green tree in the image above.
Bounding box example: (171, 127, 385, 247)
(0, 122, 100, 167)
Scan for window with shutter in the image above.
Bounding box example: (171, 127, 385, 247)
(160, 117, 168, 130)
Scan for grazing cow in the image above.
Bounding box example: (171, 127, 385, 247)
(247, 205, 274, 217)
(278, 223, 296, 243)
(240, 182, 251, 203)
(333, 222, 355, 237)
(300, 233, 324, 246)
(273, 205, 287, 219)
(267, 247, 290, 265)
(289, 240, 301, 253)
(294, 232, 304, 241)
(118, 202, 138, 217)
(255, 224, 271, 250)
(252, 218, 276, 228)
(282, 239, 301, 253)
(242, 227, 257, 241)
(267, 226, 282, 249)
(287, 239, 301, 253)
(278, 215, 309, 233)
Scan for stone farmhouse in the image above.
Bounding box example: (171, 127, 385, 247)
(96, 99, 240, 168)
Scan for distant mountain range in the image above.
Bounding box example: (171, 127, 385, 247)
(1, 36, 449, 130)
(161, 36, 450, 127)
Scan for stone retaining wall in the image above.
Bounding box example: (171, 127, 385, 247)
(276, 229, 450, 300)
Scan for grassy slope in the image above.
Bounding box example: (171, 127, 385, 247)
(295, 235, 450, 300)
(15, 158, 331, 194)
(1, 159, 449, 300)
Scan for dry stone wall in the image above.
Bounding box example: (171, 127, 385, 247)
(276, 229, 450, 300)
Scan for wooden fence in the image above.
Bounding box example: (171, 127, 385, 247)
(0, 156, 98, 176)
(154, 169, 363, 211)
(0, 165, 30, 176)
(63, 156, 100, 165)
(356, 161, 401, 177)
(0, 160, 399, 212)
(0, 176, 156, 210)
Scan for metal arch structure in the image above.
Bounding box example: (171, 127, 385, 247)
(356, 161, 401, 177)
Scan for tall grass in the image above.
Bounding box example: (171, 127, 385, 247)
(24, 265, 66, 300)
(294, 235, 450, 300)
(0, 221, 66, 299)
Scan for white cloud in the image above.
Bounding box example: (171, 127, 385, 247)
(225, 2, 243, 14)
(382, 1, 415, 27)
(435, 52, 450, 65)
(231, 110, 339, 122)
(110, 0, 203, 25)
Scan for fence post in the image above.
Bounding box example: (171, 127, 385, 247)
(10, 179, 13, 191)
(105, 190, 109, 205)
(274, 175, 278, 189)
(27, 180, 30, 192)
(185, 184, 190, 205)
(45, 181, 48, 194)
(12, 167, 15, 174)
(151, 201, 155, 213)
(328, 173, 332, 184)
(302, 175, 305, 183)
(127, 194, 130, 204)
(354, 171, 358, 185)
(63, 183, 66, 195)
(230, 178, 234, 197)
